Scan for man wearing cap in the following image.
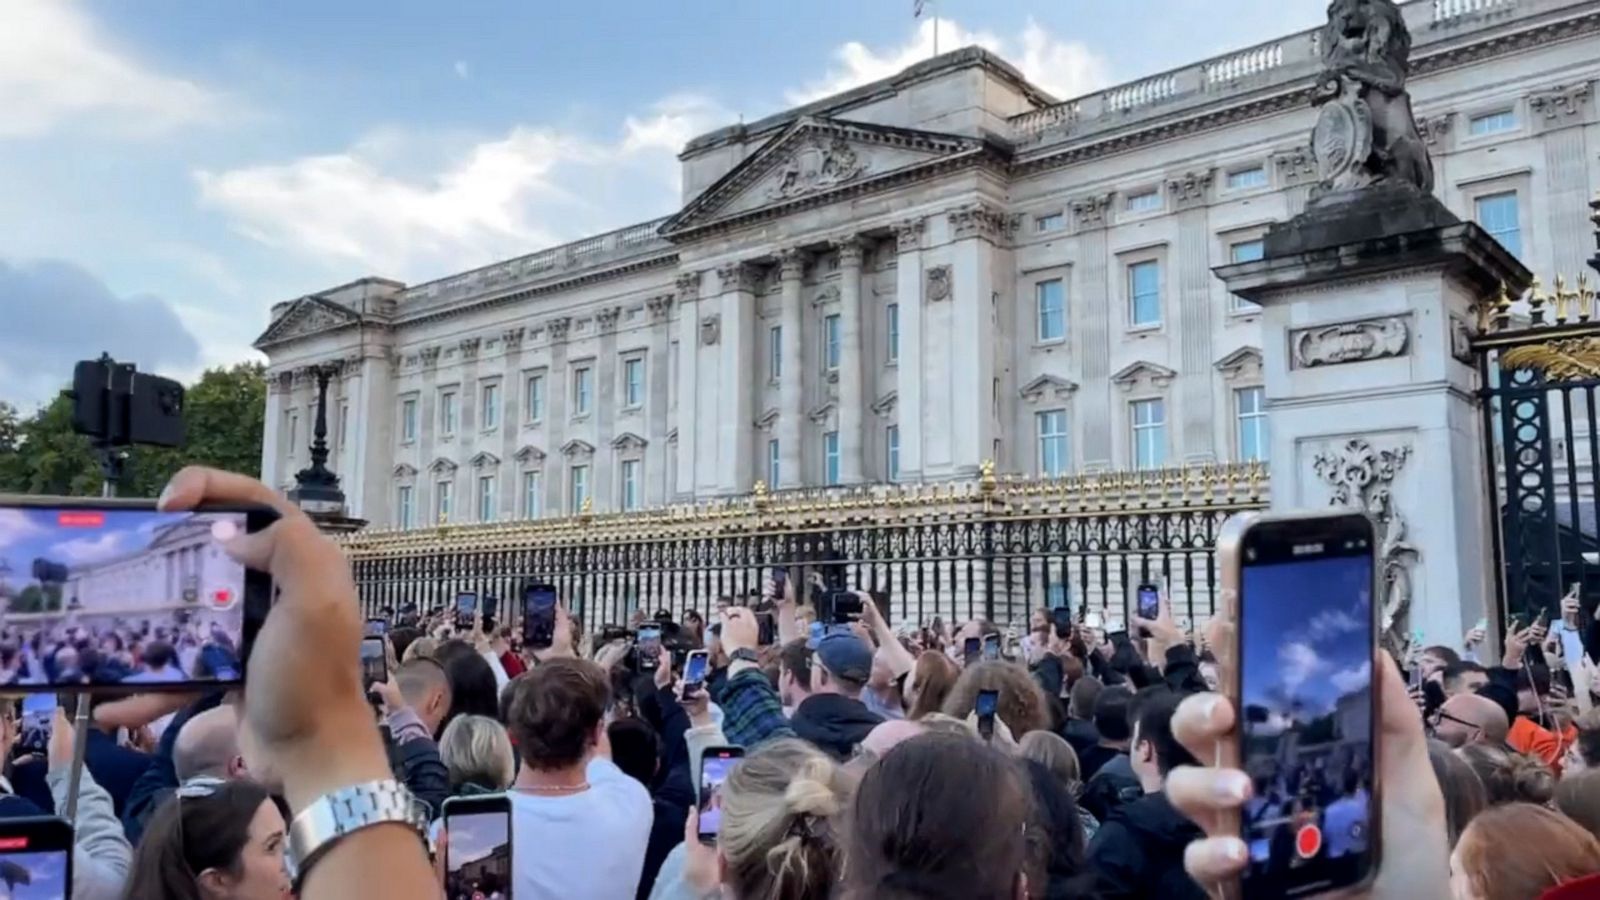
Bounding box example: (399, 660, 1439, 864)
(789, 631, 885, 761)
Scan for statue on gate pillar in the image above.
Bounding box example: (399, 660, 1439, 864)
(1311, 0, 1433, 198)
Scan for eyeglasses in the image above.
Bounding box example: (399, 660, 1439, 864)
(1428, 710, 1481, 734)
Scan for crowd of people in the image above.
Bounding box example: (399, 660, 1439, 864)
(1, 465, 1598, 899)
(0, 615, 241, 688)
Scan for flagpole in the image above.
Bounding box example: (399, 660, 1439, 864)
(933, 0, 940, 56)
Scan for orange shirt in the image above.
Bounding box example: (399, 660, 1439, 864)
(1508, 716, 1571, 774)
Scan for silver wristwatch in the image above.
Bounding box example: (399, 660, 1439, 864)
(285, 779, 431, 890)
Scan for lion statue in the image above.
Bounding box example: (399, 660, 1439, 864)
(1314, 0, 1433, 194)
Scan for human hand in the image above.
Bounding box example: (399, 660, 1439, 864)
(680, 681, 712, 728)
(1136, 597, 1184, 663)
(593, 639, 630, 671)
(370, 679, 405, 716)
(47, 708, 75, 774)
(859, 591, 887, 634)
(538, 604, 576, 661)
(682, 808, 719, 892)
(158, 466, 391, 812)
(654, 653, 675, 691)
(720, 607, 759, 655)
(1464, 625, 1487, 649)
(127, 725, 157, 755)
(1562, 586, 1582, 624)
(1169, 653, 1448, 898)
(1503, 622, 1534, 669)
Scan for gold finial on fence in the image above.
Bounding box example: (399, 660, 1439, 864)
(979, 459, 998, 495)
(1580, 273, 1596, 323)
(1528, 276, 1548, 325)
(1554, 274, 1572, 324)
(1490, 282, 1514, 333)
(752, 480, 770, 511)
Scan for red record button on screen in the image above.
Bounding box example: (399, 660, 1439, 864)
(0, 837, 29, 851)
(1295, 824, 1323, 860)
(57, 511, 105, 528)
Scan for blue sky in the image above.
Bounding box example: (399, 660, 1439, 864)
(0, 0, 1329, 411)
(0, 850, 69, 899)
(0, 507, 194, 576)
(1241, 555, 1374, 727)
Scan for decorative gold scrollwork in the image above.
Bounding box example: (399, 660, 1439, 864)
(1500, 337, 1600, 381)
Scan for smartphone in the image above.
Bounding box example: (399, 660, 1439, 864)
(1532, 607, 1550, 631)
(683, 650, 710, 692)
(962, 636, 981, 665)
(443, 795, 512, 899)
(828, 590, 863, 625)
(359, 637, 387, 689)
(0, 498, 274, 692)
(976, 688, 999, 741)
(1223, 510, 1379, 898)
(364, 617, 388, 638)
(697, 746, 745, 844)
(637, 624, 663, 671)
(756, 612, 777, 647)
(982, 633, 1001, 661)
(0, 817, 72, 899)
(769, 568, 788, 597)
(455, 592, 478, 630)
(16, 695, 55, 756)
(520, 584, 558, 650)
(1136, 583, 1161, 621)
(1051, 606, 1073, 639)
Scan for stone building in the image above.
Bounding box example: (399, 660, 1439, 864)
(256, 0, 1600, 529)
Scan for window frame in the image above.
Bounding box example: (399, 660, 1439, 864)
(1035, 211, 1067, 234)
(400, 397, 418, 443)
(1227, 239, 1266, 313)
(480, 381, 501, 431)
(885, 304, 900, 365)
(1225, 166, 1268, 191)
(476, 474, 497, 522)
(1235, 385, 1268, 463)
(525, 372, 546, 425)
(823, 314, 842, 373)
(767, 439, 781, 488)
(1127, 259, 1163, 330)
(1130, 398, 1168, 470)
(886, 425, 901, 482)
(1467, 108, 1517, 137)
(1125, 188, 1162, 214)
(568, 465, 590, 514)
(435, 479, 454, 524)
(522, 470, 543, 519)
(572, 366, 593, 418)
(438, 388, 459, 437)
(1035, 408, 1069, 477)
(622, 356, 646, 409)
(620, 459, 641, 511)
(1035, 278, 1067, 344)
(768, 325, 783, 382)
(396, 485, 415, 529)
(1473, 190, 1522, 259)
(823, 431, 840, 486)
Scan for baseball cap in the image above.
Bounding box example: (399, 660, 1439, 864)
(815, 632, 874, 684)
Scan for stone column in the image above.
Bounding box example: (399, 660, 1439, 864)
(542, 318, 571, 514)
(777, 250, 806, 489)
(1529, 83, 1595, 278)
(1169, 170, 1218, 462)
(835, 236, 867, 483)
(596, 307, 621, 510)
(1218, 200, 1529, 656)
(674, 272, 703, 499)
(417, 346, 442, 514)
(717, 263, 757, 493)
(892, 219, 926, 481)
(260, 372, 286, 487)
(646, 295, 674, 506)
(346, 351, 395, 524)
(946, 204, 1003, 477)
(1070, 194, 1114, 469)
(498, 327, 526, 518)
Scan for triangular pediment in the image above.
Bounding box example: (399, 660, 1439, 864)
(254, 295, 362, 350)
(611, 432, 648, 451)
(561, 439, 596, 459)
(870, 392, 898, 418)
(808, 400, 837, 425)
(1215, 346, 1264, 381)
(514, 444, 546, 465)
(1111, 361, 1178, 392)
(1020, 375, 1080, 403)
(469, 451, 501, 469)
(393, 463, 418, 478)
(661, 117, 987, 237)
(428, 457, 458, 475)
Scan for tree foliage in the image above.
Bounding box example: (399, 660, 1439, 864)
(0, 362, 266, 498)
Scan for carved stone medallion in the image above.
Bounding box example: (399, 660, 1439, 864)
(1292, 316, 1408, 368)
(700, 314, 721, 346)
(925, 266, 952, 302)
(1311, 94, 1374, 191)
(767, 136, 868, 201)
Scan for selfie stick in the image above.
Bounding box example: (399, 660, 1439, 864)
(63, 453, 123, 821)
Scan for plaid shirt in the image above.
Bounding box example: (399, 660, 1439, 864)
(720, 666, 794, 748)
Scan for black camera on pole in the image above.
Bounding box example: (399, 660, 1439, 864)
(64, 354, 186, 489)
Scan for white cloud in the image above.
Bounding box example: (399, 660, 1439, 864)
(0, 0, 221, 138)
(194, 94, 729, 279)
(1278, 641, 1328, 692)
(48, 531, 130, 566)
(454, 60, 470, 80)
(0, 510, 45, 554)
(787, 17, 1108, 106)
(1305, 608, 1364, 642)
(1331, 660, 1372, 695)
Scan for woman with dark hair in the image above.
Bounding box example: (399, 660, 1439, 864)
(843, 732, 1032, 899)
(124, 779, 291, 900)
(905, 651, 960, 721)
(433, 639, 503, 731)
(1427, 739, 1487, 847)
(942, 660, 1053, 739)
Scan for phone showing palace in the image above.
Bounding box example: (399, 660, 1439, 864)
(1236, 512, 1378, 898)
(0, 499, 274, 691)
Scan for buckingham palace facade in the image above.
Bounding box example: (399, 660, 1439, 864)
(256, 0, 1600, 530)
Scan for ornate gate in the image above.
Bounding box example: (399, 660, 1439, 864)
(1474, 273, 1600, 623)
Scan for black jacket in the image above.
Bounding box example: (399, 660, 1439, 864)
(14, 728, 151, 818)
(1076, 743, 1122, 782)
(789, 693, 882, 761)
(394, 737, 450, 820)
(1059, 717, 1101, 759)
(1079, 754, 1141, 824)
(1086, 791, 1206, 900)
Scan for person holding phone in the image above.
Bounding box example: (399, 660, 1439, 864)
(788, 631, 884, 762)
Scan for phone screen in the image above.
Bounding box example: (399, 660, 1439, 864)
(444, 799, 512, 899)
(0, 816, 72, 899)
(521, 584, 558, 649)
(637, 625, 663, 668)
(962, 637, 981, 664)
(698, 747, 744, 843)
(1238, 513, 1377, 897)
(359, 638, 386, 688)
(455, 592, 477, 616)
(1137, 584, 1161, 620)
(830, 591, 863, 625)
(1051, 606, 1072, 631)
(982, 633, 1001, 661)
(976, 689, 999, 739)
(683, 650, 709, 687)
(17, 695, 54, 756)
(364, 618, 387, 638)
(0, 503, 270, 691)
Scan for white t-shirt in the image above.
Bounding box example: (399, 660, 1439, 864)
(511, 757, 652, 900)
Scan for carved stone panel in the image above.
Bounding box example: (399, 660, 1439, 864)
(1291, 316, 1409, 368)
(1069, 193, 1114, 232)
(700, 314, 721, 346)
(1165, 169, 1215, 211)
(766, 135, 868, 201)
(1270, 146, 1317, 187)
(1312, 437, 1418, 655)
(925, 266, 952, 303)
(1528, 82, 1595, 130)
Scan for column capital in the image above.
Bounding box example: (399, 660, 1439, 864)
(647, 294, 675, 322)
(835, 235, 866, 268)
(947, 202, 1009, 242)
(675, 270, 704, 301)
(779, 248, 807, 281)
(545, 316, 572, 343)
(596, 306, 622, 334)
(716, 261, 759, 294)
(502, 326, 526, 349)
(893, 218, 925, 253)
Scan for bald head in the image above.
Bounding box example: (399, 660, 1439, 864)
(1436, 693, 1510, 749)
(174, 705, 244, 783)
(396, 657, 452, 737)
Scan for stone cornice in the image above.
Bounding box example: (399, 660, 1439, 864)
(391, 252, 678, 331)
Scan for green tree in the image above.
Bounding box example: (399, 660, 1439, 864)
(0, 362, 266, 498)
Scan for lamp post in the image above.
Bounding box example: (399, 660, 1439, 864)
(288, 363, 366, 533)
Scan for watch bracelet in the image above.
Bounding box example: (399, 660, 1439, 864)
(287, 779, 431, 888)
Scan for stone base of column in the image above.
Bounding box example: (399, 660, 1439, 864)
(1219, 210, 1528, 656)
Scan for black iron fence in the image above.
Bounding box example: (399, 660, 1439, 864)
(1475, 275, 1600, 622)
(343, 464, 1268, 635)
